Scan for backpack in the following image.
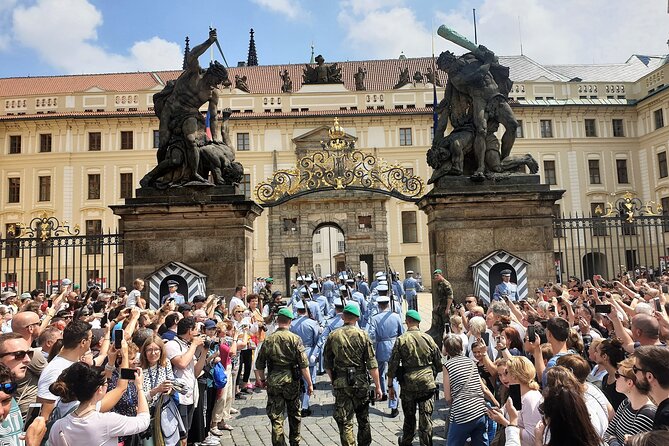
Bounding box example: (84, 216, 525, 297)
(212, 362, 228, 389)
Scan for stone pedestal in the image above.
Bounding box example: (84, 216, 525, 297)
(417, 176, 564, 305)
(111, 186, 262, 299)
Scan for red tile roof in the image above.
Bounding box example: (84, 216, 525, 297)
(0, 58, 444, 97)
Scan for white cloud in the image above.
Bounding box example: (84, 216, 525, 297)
(339, 0, 669, 64)
(250, 0, 308, 21)
(10, 0, 182, 73)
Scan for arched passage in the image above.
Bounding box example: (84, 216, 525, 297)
(312, 223, 345, 277)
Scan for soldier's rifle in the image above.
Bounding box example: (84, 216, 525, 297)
(385, 257, 396, 314)
(296, 268, 313, 320)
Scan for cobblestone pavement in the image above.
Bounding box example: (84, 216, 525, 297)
(216, 293, 452, 446)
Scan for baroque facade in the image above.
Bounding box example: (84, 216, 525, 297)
(1, 53, 668, 292)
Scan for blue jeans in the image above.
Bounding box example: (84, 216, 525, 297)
(447, 415, 488, 446)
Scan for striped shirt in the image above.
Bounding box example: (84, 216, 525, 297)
(604, 398, 656, 446)
(444, 355, 486, 424)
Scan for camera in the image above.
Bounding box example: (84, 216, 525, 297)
(203, 338, 219, 350)
(171, 379, 189, 394)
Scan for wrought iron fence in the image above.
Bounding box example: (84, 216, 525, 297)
(553, 213, 669, 282)
(1, 214, 123, 293)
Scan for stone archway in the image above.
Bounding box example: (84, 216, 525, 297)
(267, 189, 390, 291)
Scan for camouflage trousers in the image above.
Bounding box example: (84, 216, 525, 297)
(266, 381, 302, 446)
(399, 391, 435, 446)
(333, 387, 371, 446)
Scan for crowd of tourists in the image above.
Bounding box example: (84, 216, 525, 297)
(1, 268, 669, 446)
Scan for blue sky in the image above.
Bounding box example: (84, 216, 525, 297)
(0, 0, 667, 77)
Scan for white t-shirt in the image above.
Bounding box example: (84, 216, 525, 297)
(37, 356, 76, 414)
(126, 290, 141, 308)
(165, 337, 198, 406)
(584, 382, 610, 436)
(48, 410, 150, 446)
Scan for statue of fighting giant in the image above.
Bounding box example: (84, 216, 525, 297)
(427, 26, 538, 183)
(140, 29, 243, 189)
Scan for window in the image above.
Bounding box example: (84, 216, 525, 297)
(9, 135, 21, 154)
(337, 240, 345, 252)
(153, 130, 160, 149)
(590, 202, 608, 236)
(236, 133, 250, 151)
(38, 176, 51, 202)
(239, 174, 251, 199)
(120, 131, 133, 150)
(401, 211, 418, 243)
(120, 173, 133, 199)
(4, 273, 17, 286)
(8, 178, 20, 203)
(89, 132, 102, 151)
(86, 270, 100, 282)
(584, 119, 597, 137)
(612, 119, 625, 137)
(540, 120, 553, 138)
(39, 134, 52, 152)
(543, 160, 557, 185)
(88, 174, 101, 200)
(358, 215, 372, 229)
(85, 219, 102, 255)
(659, 152, 668, 179)
(283, 218, 298, 232)
(588, 159, 601, 184)
(616, 159, 629, 184)
(4, 224, 19, 258)
(314, 241, 321, 253)
(655, 109, 665, 130)
(515, 120, 524, 138)
(399, 128, 413, 146)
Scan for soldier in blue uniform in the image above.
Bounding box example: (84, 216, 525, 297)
(290, 276, 306, 306)
(311, 282, 329, 318)
(299, 288, 323, 325)
(290, 300, 321, 416)
(370, 271, 384, 291)
(356, 273, 371, 298)
(493, 269, 519, 302)
(367, 295, 405, 417)
(161, 279, 185, 304)
(322, 274, 336, 307)
(403, 270, 424, 312)
(318, 298, 345, 374)
(345, 278, 367, 328)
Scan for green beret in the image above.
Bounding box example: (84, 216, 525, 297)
(277, 307, 293, 319)
(406, 310, 421, 322)
(433, 269, 443, 275)
(265, 277, 274, 283)
(342, 303, 361, 318)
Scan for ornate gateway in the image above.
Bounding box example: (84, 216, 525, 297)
(255, 118, 425, 206)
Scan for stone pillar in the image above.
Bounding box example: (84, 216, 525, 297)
(417, 177, 564, 337)
(111, 186, 262, 298)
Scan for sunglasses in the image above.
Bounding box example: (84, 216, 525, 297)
(234, 311, 243, 314)
(0, 382, 17, 394)
(632, 364, 649, 375)
(0, 350, 34, 360)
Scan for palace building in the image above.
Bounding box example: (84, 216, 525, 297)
(1, 42, 668, 293)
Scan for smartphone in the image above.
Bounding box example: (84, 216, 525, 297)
(662, 285, 669, 294)
(495, 335, 501, 344)
(509, 384, 522, 410)
(23, 403, 42, 431)
(655, 298, 662, 312)
(114, 329, 123, 349)
(483, 332, 490, 346)
(597, 290, 606, 297)
(594, 304, 612, 314)
(527, 325, 536, 343)
(120, 368, 136, 380)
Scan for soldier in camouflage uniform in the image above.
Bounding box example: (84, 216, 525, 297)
(324, 304, 383, 446)
(256, 307, 313, 446)
(426, 268, 454, 345)
(388, 310, 441, 446)
(259, 277, 274, 307)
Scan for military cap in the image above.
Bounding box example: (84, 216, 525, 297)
(375, 272, 384, 278)
(300, 288, 309, 295)
(339, 285, 348, 291)
(167, 280, 179, 287)
(406, 270, 414, 275)
(378, 275, 387, 281)
(277, 307, 294, 319)
(297, 276, 305, 282)
(377, 295, 390, 303)
(500, 269, 512, 276)
(433, 269, 443, 275)
(333, 298, 344, 307)
(271, 290, 283, 299)
(309, 283, 319, 290)
(305, 276, 314, 282)
(356, 273, 362, 278)
(346, 278, 355, 284)
(377, 284, 389, 292)
(295, 300, 306, 310)
(343, 303, 360, 317)
(265, 277, 274, 283)
(406, 310, 421, 322)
